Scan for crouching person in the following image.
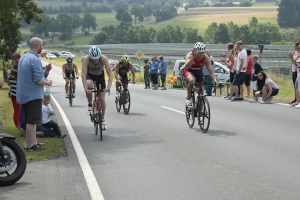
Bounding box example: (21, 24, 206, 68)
(255, 71, 279, 104)
(42, 94, 67, 138)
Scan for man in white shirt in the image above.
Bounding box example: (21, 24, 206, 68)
(232, 40, 247, 101)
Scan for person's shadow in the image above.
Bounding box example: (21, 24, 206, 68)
(198, 129, 237, 137)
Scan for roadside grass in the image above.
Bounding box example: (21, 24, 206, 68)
(52, 35, 95, 46)
(0, 72, 66, 162)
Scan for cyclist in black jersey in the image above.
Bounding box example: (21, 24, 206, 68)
(115, 54, 136, 109)
(81, 46, 113, 130)
(62, 57, 79, 98)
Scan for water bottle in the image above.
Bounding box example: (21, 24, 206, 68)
(45, 85, 50, 95)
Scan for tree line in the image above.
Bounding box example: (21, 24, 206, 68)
(42, 3, 111, 14)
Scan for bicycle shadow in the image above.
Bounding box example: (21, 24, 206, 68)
(122, 112, 147, 116)
(197, 129, 237, 137)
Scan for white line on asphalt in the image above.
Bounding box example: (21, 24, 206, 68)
(161, 106, 185, 114)
(50, 94, 105, 200)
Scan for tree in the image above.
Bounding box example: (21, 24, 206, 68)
(121, 12, 132, 23)
(248, 17, 258, 28)
(215, 23, 229, 44)
(182, 27, 198, 43)
(116, 8, 125, 21)
(239, 25, 251, 44)
(56, 14, 73, 40)
(113, 0, 129, 11)
(204, 22, 218, 43)
(81, 13, 97, 34)
(130, 6, 141, 25)
(277, 0, 300, 28)
(70, 14, 82, 33)
(143, 4, 153, 18)
(0, 0, 42, 62)
(227, 21, 239, 43)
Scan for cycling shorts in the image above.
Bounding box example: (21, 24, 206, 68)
(86, 73, 106, 92)
(65, 72, 76, 80)
(183, 68, 203, 83)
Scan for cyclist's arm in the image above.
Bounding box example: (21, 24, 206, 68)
(74, 64, 79, 77)
(185, 52, 194, 69)
(115, 63, 120, 80)
(205, 55, 217, 83)
(128, 63, 135, 82)
(62, 64, 66, 78)
(81, 56, 89, 91)
(102, 55, 113, 91)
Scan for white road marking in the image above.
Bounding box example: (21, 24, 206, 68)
(161, 106, 185, 115)
(50, 94, 105, 200)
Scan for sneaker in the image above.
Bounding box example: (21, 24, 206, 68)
(115, 92, 120, 98)
(260, 100, 270, 104)
(290, 102, 298, 107)
(59, 134, 67, 138)
(249, 98, 259, 103)
(152, 87, 158, 90)
(238, 98, 244, 101)
(231, 97, 239, 102)
(65, 94, 68, 98)
(161, 87, 166, 90)
(295, 104, 300, 109)
(186, 100, 192, 108)
(102, 120, 107, 130)
(24, 144, 45, 151)
(87, 107, 92, 116)
(72, 93, 76, 98)
(267, 96, 273, 103)
(289, 100, 296, 105)
(224, 96, 232, 100)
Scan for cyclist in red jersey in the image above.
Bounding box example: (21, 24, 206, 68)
(183, 42, 218, 107)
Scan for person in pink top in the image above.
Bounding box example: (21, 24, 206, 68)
(288, 41, 300, 104)
(244, 49, 253, 98)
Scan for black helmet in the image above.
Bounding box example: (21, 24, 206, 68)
(66, 57, 73, 63)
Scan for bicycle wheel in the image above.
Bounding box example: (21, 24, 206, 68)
(98, 105, 103, 141)
(115, 87, 122, 112)
(198, 96, 211, 133)
(185, 92, 195, 128)
(68, 82, 73, 107)
(123, 90, 131, 115)
(93, 100, 98, 135)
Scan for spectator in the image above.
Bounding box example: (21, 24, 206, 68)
(41, 94, 66, 138)
(291, 57, 300, 108)
(8, 53, 21, 129)
(255, 71, 279, 104)
(249, 55, 263, 103)
(204, 50, 215, 96)
(150, 57, 159, 90)
(244, 49, 253, 98)
(288, 42, 300, 104)
(231, 41, 247, 102)
(225, 46, 239, 100)
(16, 37, 52, 151)
(143, 59, 150, 89)
(220, 43, 234, 98)
(159, 55, 167, 90)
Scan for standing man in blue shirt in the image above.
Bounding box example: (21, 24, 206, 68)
(150, 57, 159, 90)
(159, 55, 167, 90)
(17, 37, 53, 151)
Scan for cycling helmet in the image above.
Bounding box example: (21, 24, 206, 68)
(66, 57, 73, 63)
(121, 54, 130, 63)
(89, 45, 101, 60)
(194, 42, 206, 53)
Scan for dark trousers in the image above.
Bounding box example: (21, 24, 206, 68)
(204, 75, 212, 96)
(144, 73, 150, 87)
(42, 120, 61, 136)
(37, 124, 56, 137)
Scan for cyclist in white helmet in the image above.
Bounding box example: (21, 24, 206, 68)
(81, 45, 113, 130)
(115, 54, 136, 109)
(183, 42, 218, 107)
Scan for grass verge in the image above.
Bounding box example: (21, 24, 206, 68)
(0, 72, 67, 162)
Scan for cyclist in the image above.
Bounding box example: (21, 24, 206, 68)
(183, 42, 218, 107)
(62, 57, 79, 98)
(115, 54, 136, 109)
(81, 46, 113, 130)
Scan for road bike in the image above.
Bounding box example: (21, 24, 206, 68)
(67, 74, 79, 107)
(115, 78, 132, 115)
(185, 81, 211, 133)
(90, 82, 104, 141)
(180, 70, 189, 89)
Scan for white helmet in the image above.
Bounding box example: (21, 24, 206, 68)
(194, 42, 206, 53)
(89, 46, 101, 60)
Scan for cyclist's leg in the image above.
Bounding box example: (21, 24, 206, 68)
(65, 79, 69, 94)
(72, 72, 76, 93)
(98, 77, 106, 120)
(183, 69, 195, 100)
(86, 74, 94, 106)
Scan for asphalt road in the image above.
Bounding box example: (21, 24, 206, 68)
(1, 61, 300, 200)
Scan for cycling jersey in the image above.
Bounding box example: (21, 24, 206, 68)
(88, 57, 104, 75)
(190, 57, 205, 70)
(65, 63, 75, 79)
(183, 57, 205, 83)
(118, 62, 129, 77)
